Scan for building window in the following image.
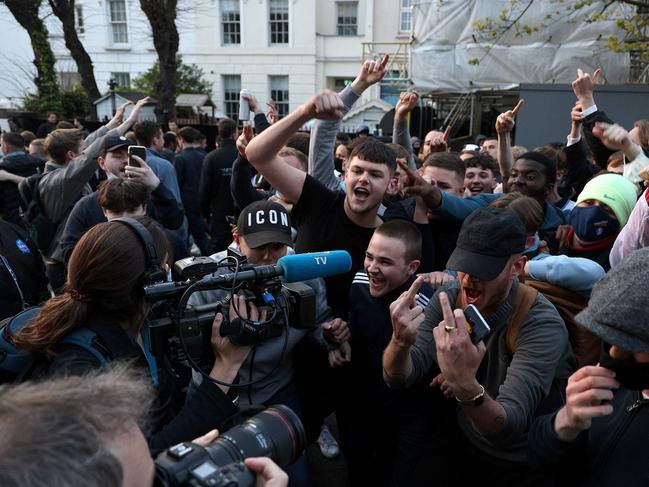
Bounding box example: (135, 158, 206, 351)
(75, 5, 84, 34)
(221, 0, 241, 45)
(336, 2, 358, 36)
(333, 78, 354, 92)
(223, 75, 241, 121)
(269, 75, 289, 118)
(111, 72, 131, 89)
(399, 0, 412, 33)
(269, 0, 289, 45)
(109, 0, 128, 44)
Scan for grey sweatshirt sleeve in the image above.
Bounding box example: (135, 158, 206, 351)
(308, 85, 361, 191)
(83, 124, 109, 146)
(392, 118, 417, 170)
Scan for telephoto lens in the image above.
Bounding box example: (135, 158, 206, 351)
(155, 405, 306, 486)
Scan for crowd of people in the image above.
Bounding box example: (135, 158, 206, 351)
(0, 55, 648, 487)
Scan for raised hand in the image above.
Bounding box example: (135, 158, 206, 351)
(302, 90, 344, 121)
(352, 54, 390, 93)
(395, 91, 420, 120)
(398, 159, 439, 208)
(241, 93, 260, 113)
(592, 122, 633, 151)
(495, 99, 524, 135)
(431, 292, 486, 399)
(389, 276, 426, 348)
(572, 68, 601, 109)
(553, 365, 618, 442)
(124, 156, 160, 190)
(237, 124, 254, 159)
(266, 99, 279, 124)
(571, 101, 583, 125)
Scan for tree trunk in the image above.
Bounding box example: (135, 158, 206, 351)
(139, 0, 179, 121)
(2, 0, 62, 112)
(48, 0, 100, 117)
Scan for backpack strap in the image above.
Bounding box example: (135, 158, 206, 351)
(0, 307, 41, 376)
(60, 328, 111, 366)
(505, 283, 538, 355)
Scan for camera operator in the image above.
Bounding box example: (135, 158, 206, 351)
(10, 215, 246, 455)
(189, 200, 350, 487)
(0, 365, 289, 487)
(383, 207, 575, 484)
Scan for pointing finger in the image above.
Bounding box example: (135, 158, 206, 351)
(577, 68, 584, 78)
(438, 291, 456, 329)
(405, 275, 425, 303)
(378, 54, 390, 71)
(442, 126, 452, 141)
(511, 99, 524, 116)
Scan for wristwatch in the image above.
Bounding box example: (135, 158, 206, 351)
(456, 384, 485, 406)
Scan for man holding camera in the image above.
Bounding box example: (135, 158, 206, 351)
(189, 200, 349, 486)
(383, 207, 574, 484)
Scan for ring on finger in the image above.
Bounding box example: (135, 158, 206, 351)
(444, 324, 457, 333)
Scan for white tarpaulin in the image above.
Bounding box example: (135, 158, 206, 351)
(411, 0, 632, 92)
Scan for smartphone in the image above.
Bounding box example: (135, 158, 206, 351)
(128, 145, 147, 167)
(464, 304, 491, 345)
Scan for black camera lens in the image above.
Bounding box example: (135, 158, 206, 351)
(155, 405, 306, 486)
(206, 404, 306, 467)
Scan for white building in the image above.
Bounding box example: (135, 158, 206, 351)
(0, 0, 412, 130)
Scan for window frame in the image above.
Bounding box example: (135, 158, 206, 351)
(220, 0, 241, 46)
(75, 4, 84, 35)
(108, 0, 129, 45)
(223, 74, 242, 121)
(269, 75, 289, 119)
(399, 0, 412, 34)
(111, 72, 131, 89)
(336, 1, 358, 37)
(268, 0, 289, 46)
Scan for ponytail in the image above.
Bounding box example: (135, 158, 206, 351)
(12, 293, 90, 358)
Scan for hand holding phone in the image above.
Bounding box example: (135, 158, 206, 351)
(128, 145, 147, 168)
(464, 304, 491, 345)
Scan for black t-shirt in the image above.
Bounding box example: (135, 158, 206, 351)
(291, 175, 376, 317)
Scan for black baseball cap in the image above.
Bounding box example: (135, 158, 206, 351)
(237, 200, 293, 249)
(446, 207, 527, 281)
(100, 135, 132, 155)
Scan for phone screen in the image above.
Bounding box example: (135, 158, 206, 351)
(128, 146, 147, 167)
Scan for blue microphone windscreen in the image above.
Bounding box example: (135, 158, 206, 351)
(278, 251, 352, 283)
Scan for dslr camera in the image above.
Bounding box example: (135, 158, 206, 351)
(155, 405, 305, 487)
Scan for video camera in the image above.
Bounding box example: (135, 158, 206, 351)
(155, 405, 305, 487)
(142, 250, 351, 377)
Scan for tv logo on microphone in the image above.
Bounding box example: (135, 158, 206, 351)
(314, 256, 328, 265)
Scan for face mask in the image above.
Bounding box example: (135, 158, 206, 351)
(334, 157, 343, 173)
(599, 343, 649, 391)
(570, 205, 620, 241)
(523, 233, 540, 258)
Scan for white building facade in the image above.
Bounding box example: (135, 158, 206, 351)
(0, 0, 412, 130)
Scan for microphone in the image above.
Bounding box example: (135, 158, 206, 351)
(198, 251, 352, 288)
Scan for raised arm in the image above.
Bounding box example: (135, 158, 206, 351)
(230, 126, 265, 209)
(495, 99, 524, 188)
(245, 91, 344, 204)
(309, 55, 389, 190)
(393, 91, 420, 170)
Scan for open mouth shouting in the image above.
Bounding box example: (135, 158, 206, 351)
(463, 286, 482, 305)
(368, 273, 386, 293)
(353, 186, 370, 203)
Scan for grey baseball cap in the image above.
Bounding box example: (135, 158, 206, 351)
(576, 246, 649, 354)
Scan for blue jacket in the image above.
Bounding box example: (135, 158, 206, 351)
(435, 192, 567, 252)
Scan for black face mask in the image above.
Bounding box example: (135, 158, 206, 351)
(599, 342, 649, 391)
(334, 157, 343, 173)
